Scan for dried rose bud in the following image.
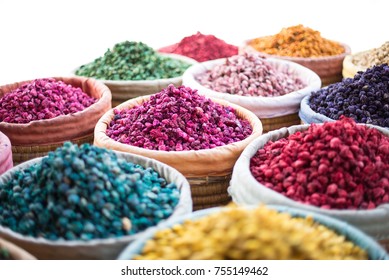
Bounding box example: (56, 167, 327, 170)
(0, 78, 96, 124)
(107, 84, 252, 151)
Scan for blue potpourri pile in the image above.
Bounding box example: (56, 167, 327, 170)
(0, 142, 180, 241)
(309, 64, 389, 128)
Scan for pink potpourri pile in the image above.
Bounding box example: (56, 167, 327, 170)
(0, 78, 96, 124)
(107, 84, 253, 151)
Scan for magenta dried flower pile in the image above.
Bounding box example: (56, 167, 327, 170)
(107, 84, 252, 151)
(196, 52, 306, 97)
(0, 78, 96, 124)
(250, 117, 389, 210)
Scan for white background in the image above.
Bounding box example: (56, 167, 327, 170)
(1, 1, 389, 274)
(0, 0, 388, 85)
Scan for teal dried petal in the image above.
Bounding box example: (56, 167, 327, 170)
(0, 142, 179, 241)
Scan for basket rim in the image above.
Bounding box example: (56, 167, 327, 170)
(0, 236, 36, 260)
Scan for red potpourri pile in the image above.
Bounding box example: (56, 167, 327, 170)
(159, 32, 238, 62)
(250, 117, 389, 210)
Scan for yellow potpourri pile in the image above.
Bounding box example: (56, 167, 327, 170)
(134, 204, 368, 260)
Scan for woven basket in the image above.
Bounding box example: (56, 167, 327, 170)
(94, 94, 263, 210)
(182, 57, 321, 133)
(73, 53, 197, 107)
(189, 175, 232, 211)
(11, 134, 94, 166)
(242, 39, 351, 87)
(229, 123, 389, 249)
(260, 113, 301, 133)
(0, 237, 36, 260)
(0, 131, 13, 175)
(0, 151, 192, 260)
(117, 205, 389, 260)
(0, 77, 112, 164)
